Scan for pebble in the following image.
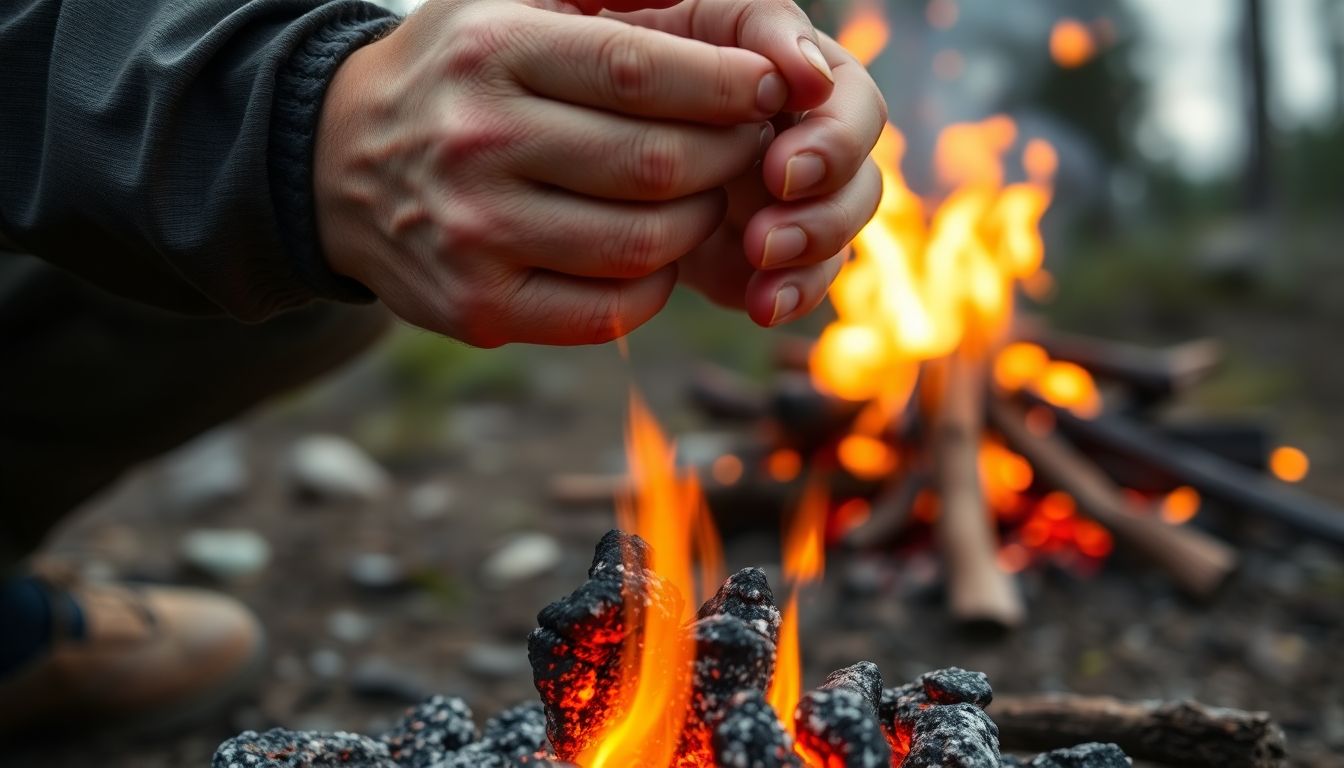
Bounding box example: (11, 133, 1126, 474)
(179, 528, 270, 582)
(347, 552, 410, 592)
(326, 609, 376, 644)
(481, 533, 562, 587)
(407, 481, 456, 520)
(159, 429, 249, 513)
(463, 642, 531, 680)
(288, 434, 391, 502)
(308, 648, 345, 679)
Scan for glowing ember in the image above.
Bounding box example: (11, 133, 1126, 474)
(767, 448, 803, 483)
(1160, 486, 1201, 525)
(1050, 18, 1098, 68)
(838, 433, 900, 480)
(1270, 445, 1310, 483)
(837, 0, 890, 67)
(711, 454, 745, 486)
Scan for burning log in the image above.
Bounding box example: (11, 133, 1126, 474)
(990, 400, 1239, 599)
(793, 661, 892, 767)
(990, 694, 1288, 768)
(1021, 328, 1223, 404)
(1036, 399, 1344, 547)
(932, 354, 1026, 632)
(999, 743, 1130, 768)
(880, 667, 995, 759)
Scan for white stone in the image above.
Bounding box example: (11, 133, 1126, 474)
(480, 532, 562, 586)
(287, 434, 391, 502)
(180, 529, 270, 582)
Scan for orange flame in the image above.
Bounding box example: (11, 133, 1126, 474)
(837, 0, 891, 67)
(1160, 486, 1201, 525)
(584, 390, 720, 767)
(1269, 446, 1310, 483)
(993, 344, 1103, 418)
(1050, 19, 1097, 68)
(768, 475, 830, 747)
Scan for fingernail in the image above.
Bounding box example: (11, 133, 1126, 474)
(798, 38, 834, 83)
(758, 123, 776, 160)
(756, 72, 786, 114)
(762, 225, 807, 267)
(784, 153, 826, 198)
(770, 284, 801, 326)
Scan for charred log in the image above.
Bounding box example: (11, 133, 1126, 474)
(714, 690, 803, 767)
(999, 742, 1131, 768)
(990, 694, 1287, 768)
(794, 661, 891, 767)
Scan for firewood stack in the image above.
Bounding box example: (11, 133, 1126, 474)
(550, 325, 1344, 634)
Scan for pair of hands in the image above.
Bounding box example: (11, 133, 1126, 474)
(315, 0, 886, 346)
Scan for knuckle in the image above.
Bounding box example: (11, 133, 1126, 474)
(711, 49, 737, 116)
(432, 107, 515, 168)
(630, 133, 686, 200)
(602, 213, 667, 278)
(432, 204, 492, 258)
(601, 29, 656, 106)
(442, 15, 507, 77)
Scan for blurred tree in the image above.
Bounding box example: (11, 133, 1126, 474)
(1241, 0, 1272, 212)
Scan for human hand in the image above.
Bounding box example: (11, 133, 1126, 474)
(315, 0, 803, 346)
(608, 1, 887, 326)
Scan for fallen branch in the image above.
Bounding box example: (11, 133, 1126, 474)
(990, 400, 1238, 599)
(933, 353, 1025, 633)
(990, 693, 1288, 768)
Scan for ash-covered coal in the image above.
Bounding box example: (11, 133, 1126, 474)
(714, 690, 803, 768)
(1000, 742, 1131, 767)
(213, 695, 560, 768)
(881, 666, 995, 758)
(695, 566, 781, 644)
(794, 661, 892, 767)
(527, 530, 684, 759)
(902, 702, 1000, 768)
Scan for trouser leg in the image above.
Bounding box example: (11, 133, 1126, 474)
(0, 251, 392, 569)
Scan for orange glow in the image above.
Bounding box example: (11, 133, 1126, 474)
(1022, 269, 1057, 302)
(1039, 491, 1076, 521)
(583, 391, 713, 767)
(837, 434, 899, 480)
(766, 448, 803, 483)
(837, 1, 891, 67)
(1074, 519, 1114, 558)
(980, 439, 1033, 515)
(710, 454, 744, 486)
(1050, 19, 1097, 68)
(1024, 139, 1059, 183)
(1270, 446, 1310, 483)
(998, 542, 1031, 573)
(926, 0, 958, 29)
(1035, 361, 1102, 417)
(769, 476, 831, 741)
(1160, 486, 1201, 525)
(833, 498, 872, 536)
(1025, 406, 1056, 436)
(994, 342, 1049, 392)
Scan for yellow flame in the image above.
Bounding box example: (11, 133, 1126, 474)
(837, 0, 891, 66)
(1270, 446, 1309, 483)
(584, 390, 715, 767)
(1160, 486, 1201, 525)
(1051, 19, 1098, 68)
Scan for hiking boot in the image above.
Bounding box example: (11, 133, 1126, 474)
(0, 574, 265, 735)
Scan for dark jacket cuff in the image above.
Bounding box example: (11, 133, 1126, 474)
(270, 6, 399, 305)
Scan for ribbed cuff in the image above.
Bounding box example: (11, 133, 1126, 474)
(269, 5, 399, 305)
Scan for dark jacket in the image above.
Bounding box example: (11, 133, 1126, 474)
(0, 0, 400, 320)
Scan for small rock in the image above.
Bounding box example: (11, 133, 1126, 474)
(327, 609, 376, 644)
(288, 434, 391, 502)
(309, 648, 345, 679)
(347, 552, 410, 592)
(464, 643, 530, 681)
(180, 529, 270, 582)
(481, 533, 562, 587)
(159, 429, 249, 513)
(408, 481, 456, 520)
(351, 657, 432, 703)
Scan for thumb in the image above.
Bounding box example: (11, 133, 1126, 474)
(567, 0, 684, 14)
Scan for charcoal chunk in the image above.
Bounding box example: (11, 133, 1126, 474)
(1025, 743, 1131, 768)
(794, 662, 891, 768)
(713, 690, 803, 768)
(922, 667, 993, 708)
(481, 701, 549, 758)
(380, 695, 478, 768)
(528, 531, 684, 760)
(696, 567, 781, 645)
(213, 729, 396, 768)
(676, 614, 778, 764)
(903, 702, 1000, 768)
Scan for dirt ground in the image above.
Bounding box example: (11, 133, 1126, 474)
(8, 270, 1344, 767)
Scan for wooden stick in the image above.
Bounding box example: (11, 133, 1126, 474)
(990, 693, 1288, 768)
(932, 353, 1025, 633)
(990, 400, 1239, 599)
(841, 470, 928, 550)
(1035, 397, 1344, 547)
(1017, 325, 1224, 401)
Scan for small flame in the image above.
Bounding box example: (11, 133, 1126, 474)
(1050, 19, 1097, 68)
(583, 390, 720, 767)
(837, 0, 891, 66)
(838, 434, 899, 480)
(1160, 486, 1201, 525)
(980, 439, 1034, 514)
(767, 448, 803, 483)
(1270, 446, 1310, 483)
(993, 345, 1102, 418)
(768, 475, 831, 748)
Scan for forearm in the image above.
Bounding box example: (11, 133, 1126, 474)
(0, 0, 398, 319)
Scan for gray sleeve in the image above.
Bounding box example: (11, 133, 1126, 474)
(0, 0, 399, 319)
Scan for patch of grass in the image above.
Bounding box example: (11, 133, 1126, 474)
(380, 327, 531, 403)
